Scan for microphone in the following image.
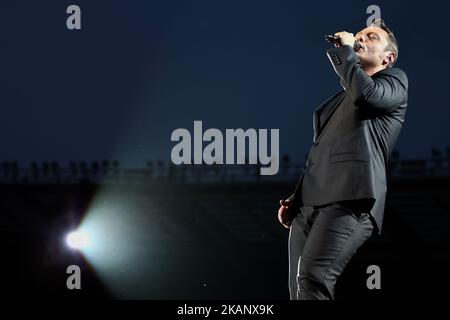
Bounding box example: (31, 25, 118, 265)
(325, 35, 362, 52)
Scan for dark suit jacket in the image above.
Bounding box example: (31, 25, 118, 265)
(288, 45, 408, 233)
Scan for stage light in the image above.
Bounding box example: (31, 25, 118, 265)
(66, 230, 90, 249)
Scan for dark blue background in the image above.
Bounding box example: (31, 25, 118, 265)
(1, 0, 447, 166)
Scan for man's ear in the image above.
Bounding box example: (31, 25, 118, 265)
(383, 51, 396, 66)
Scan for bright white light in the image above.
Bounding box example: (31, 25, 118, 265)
(66, 230, 90, 249)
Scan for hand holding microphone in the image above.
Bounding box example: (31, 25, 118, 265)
(325, 31, 362, 52)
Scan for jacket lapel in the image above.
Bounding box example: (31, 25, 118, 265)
(313, 90, 345, 143)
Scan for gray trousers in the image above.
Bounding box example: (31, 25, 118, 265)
(288, 202, 374, 300)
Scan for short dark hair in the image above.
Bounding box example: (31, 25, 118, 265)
(370, 19, 398, 68)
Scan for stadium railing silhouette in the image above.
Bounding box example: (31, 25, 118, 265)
(1, 152, 450, 184)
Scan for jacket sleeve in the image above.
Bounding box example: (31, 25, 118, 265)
(326, 45, 408, 113)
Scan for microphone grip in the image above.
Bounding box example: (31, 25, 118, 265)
(325, 35, 361, 51)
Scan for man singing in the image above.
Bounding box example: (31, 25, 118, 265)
(277, 19, 408, 300)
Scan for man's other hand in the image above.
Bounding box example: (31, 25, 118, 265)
(278, 199, 293, 229)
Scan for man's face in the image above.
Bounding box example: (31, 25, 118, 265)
(354, 26, 392, 69)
